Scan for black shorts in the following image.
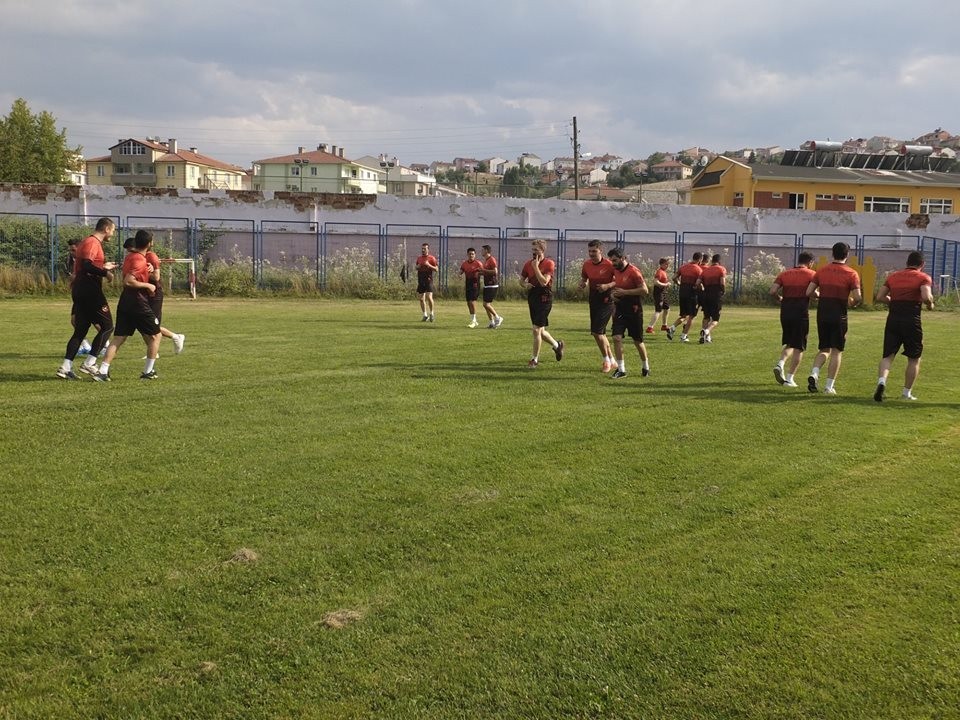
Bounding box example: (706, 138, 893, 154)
(816, 315, 848, 352)
(653, 287, 669, 312)
(588, 294, 614, 335)
(527, 287, 553, 327)
(882, 313, 923, 359)
(678, 285, 698, 318)
(149, 286, 164, 323)
(612, 302, 645, 340)
(416, 276, 434, 294)
(465, 281, 479, 302)
(72, 288, 113, 330)
(482, 286, 499, 304)
(701, 288, 722, 322)
(115, 294, 160, 337)
(780, 311, 809, 351)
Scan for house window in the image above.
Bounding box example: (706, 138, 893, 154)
(96, 165, 105, 177)
(815, 194, 833, 200)
(771, 192, 782, 199)
(254, 183, 261, 191)
(310, 166, 317, 176)
(117, 141, 145, 156)
(920, 198, 952, 214)
(166, 166, 175, 177)
(291, 166, 300, 176)
(734, 192, 744, 200)
(837, 194, 854, 201)
(113, 164, 130, 174)
(864, 196, 910, 213)
(351, 169, 358, 178)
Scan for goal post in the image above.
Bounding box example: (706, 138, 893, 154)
(161, 258, 197, 299)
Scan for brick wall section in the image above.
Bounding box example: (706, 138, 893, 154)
(754, 191, 790, 209)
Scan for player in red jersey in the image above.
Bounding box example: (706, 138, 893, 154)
(805, 242, 862, 395)
(873, 251, 935, 402)
(698, 254, 727, 344)
(578, 240, 616, 372)
(666, 252, 703, 342)
(57, 217, 118, 379)
(769, 251, 817, 387)
(479, 244, 503, 328)
(646, 257, 672, 333)
(520, 239, 564, 367)
(94, 230, 160, 381)
(457, 247, 484, 328)
(415, 243, 439, 322)
(144, 247, 185, 354)
(601, 248, 650, 379)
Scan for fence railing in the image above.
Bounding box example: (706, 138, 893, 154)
(1, 212, 957, 297)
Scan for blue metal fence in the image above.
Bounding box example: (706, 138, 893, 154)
(2, 212, 958, 296)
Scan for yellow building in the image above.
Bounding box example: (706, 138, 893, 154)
(692, 153, 960, 215)
(85, 138, 246, 190)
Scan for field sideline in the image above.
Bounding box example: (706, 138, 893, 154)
(2, 297, 959, 719)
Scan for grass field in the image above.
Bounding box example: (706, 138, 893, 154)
(2, 297, 959, 719)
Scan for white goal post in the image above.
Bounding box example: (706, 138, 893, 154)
(160, 258, 197, 299)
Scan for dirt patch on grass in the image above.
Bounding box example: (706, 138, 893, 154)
(226, 547, 260, 564)
(454, 487, 500, 504)
(198, 661, 218, 675)
(322, 609, 363, 629)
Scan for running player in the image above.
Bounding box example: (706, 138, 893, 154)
(873, 251, 935, 402)
(666, 252, 703, 343)
(578, 240, 616, 372)
(698, 254, 727, 343)
(94, 230, 160, 381)
(457, 247, 484, 328)
(769, 251, 816, 387)
(57, 217, 117, 379)
(805, 242, 862, 395)
(415, 242, 439, 322)
(520, 239, 564, 367)
(604, 248, 650, 379)
(479, 244, 503, 328)
(144, 246, 185, 354)
(646, 257, 672, 333)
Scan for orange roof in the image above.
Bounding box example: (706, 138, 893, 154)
(156, 148, 245, 173)
(255, 149, 352, 165)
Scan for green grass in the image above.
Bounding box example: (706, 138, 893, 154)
(2, 298, 959, 719)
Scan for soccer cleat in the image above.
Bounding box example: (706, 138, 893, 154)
(807, 375, 818, 393)
(874, 383, 885, 402)
(660, 324, 669, 331)
(487, 321, 496, 328)
(680, 335, 690, 343)
(173, 333, 185, 354)
(645, 326, 654, 334)
(642, 367, 650, 377)
(92, 371, 111, 382)
(705, 334, 712, 344)
(494, 316, 503, 328)
(902, 391, 918, 401)
(78, 363, 99, 376)
(428, 315, 435, 323)
(56, 369, 79, 380)
(783, 379, 798, 387)
(699, 329, 705, 344)
(421, 315, 428, 322)
(554, 339, 564, 361)
(666, 326, 675, 341)
(823, 387, 837, 396)
(773, 366, 785, 385)
(140, 370, 158, 380)
(611, 369, 627, 379)
(527, 359, 538, 368)
(468, 320, 479, 328)
(77, 340, 92, 356)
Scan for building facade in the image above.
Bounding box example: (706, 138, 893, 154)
(252, 145, 380, 194)
(85, 138, 246, 190)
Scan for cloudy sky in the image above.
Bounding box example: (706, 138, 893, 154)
(2, 0, 958, 169)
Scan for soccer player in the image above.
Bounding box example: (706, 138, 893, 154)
(666, 251, 703, 342)
(646, 257, 672, 334)
(520, 239, 564, 367)
(603, 248, 650, 379)
(769, 251, 817, 387)
(698, 254, 727, 343)
(577, 239, 616, 372)
(94, 231, 161, 381)
(144, 245, 186, 354)
(57, 217, 118, 379)
(805, 242, 862, 395)
(873, 251, 935, 402)
(415, 242, 439, 322)
(479, 244, 503, 328)
(457, 247, 484, 328)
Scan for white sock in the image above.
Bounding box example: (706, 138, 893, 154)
(606, 356, 615, 365)
(785, 373, 794, 383)
(777, 359, 785, 369)
(99, 361, 110, 374)
(643, 360, 650, 370)
(60, 359, 72, 372)
(877, 377, 886, 386)
(824, 377, 835, 390)
(144, 358, 156, 373)
(618, 360, 626, 371)
(470, 314, 476, 322)
(82, 355, 97, 368)
(551, 341, 559, 350)
(810, 367, 820, 378)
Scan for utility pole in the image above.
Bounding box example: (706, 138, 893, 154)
(572, 115, 579, 200)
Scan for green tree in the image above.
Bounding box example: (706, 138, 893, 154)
(0, 98, 81, 183)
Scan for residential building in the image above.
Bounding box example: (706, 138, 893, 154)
(430, 161, 457, 175)
(594, 153, 624, 171)
(559, 185, 634, 201)
(691, 154, 960, 214)
(355, 155, 438, 197)
(252, 145, 379, 194)
(454, 157, 480, 172)
(650, 160, 693, 181)
(518, 153, 541, 168)
(484, 157, 507, 175)
(85, 138, 246, 190)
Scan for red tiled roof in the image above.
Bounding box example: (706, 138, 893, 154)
(254, 150, 352, 165)
(157, 149, 245, 173)
(86, 155, 111, 163)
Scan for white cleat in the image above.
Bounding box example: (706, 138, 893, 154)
(783, 379, 798, 387)
(173, 333, 185, 354)
(467, 320, 479, 328)
(902, 392, 918, 401)
(823, 387, 837, 396)
(494, 316, 503, 328)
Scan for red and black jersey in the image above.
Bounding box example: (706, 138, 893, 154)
(481, 255, 499, 285)
(581, 258, 615, 298)
(700, 264, 726, 287)
(73, 234, 109, 290)
(521, 258, 556, 288)
(676, 262, 703, 286)
(415, 254, 437, 279)
(459, 259, 483, 283)
(884, 267, 932, 316)
(775, 266, 816, 300)
(813, 262, 860, 319)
